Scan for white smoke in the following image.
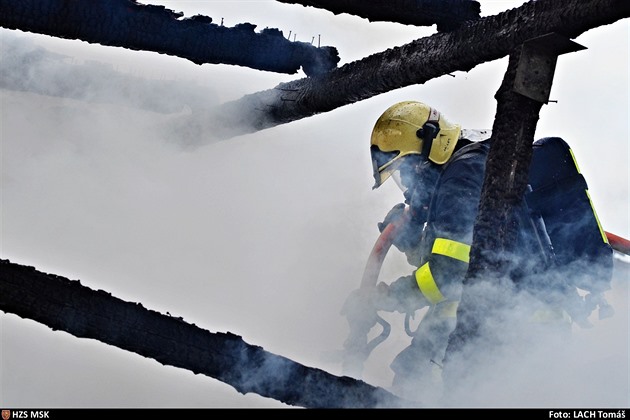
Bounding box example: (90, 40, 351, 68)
(0, 1, 628, 408)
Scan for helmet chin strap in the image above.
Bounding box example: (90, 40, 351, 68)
(417, 121, 440, 158)
(416, 107, 441, 160)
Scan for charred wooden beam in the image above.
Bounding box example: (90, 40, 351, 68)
(442, 35, 587, 389)
(276, 0, 481, 31)
(0, 259, 412, 408)
(442, 48, 545, 378)
(212, 0, 629, 140)
(0, 0, 339, 76)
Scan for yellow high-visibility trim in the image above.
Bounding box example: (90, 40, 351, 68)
(585, 189, 609, 244)
(432, 238, 471, 263)
(569, 148, 607, 244)
(569, 148, 582, 173)
(415, 263, 445, 304)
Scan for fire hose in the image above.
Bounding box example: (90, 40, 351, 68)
(340, 214, 406, 378)
(341, 214, 629, 378)
(606, 231, 630, 256)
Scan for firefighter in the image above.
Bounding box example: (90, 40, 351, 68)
(349, 100, 614, 402)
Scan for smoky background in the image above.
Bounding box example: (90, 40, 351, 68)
(0, 1, 628, 408)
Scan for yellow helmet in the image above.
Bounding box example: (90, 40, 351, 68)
(370, 101, 461, 189)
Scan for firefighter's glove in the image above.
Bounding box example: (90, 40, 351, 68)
(342, 277, 429, 322)
(377, 203, 419, 253)
(377, 203, 406, 233)
(565, 293, 594, 329)
(585, 292, 614, 320)
(341, 287, 380, 330)
(374, 276, 429, 314)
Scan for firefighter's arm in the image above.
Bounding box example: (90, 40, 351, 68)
(565, 290, 614, 329)
(377, 203, 406, 234)
(585, 291, 614, 320)
(377, 203, 421, 253)
(375, 276, 431, 313)
(342, 276, 429, 318)
(409, 178, 480, 304)
(340, 278, 426, 377)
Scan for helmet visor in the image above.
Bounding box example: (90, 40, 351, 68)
(392, 170, 407, 194)
(371, 146, 401, 189)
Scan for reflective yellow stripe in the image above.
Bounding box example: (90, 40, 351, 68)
(569, 148, 582, 173)
(432, 238, 471, 263)
(570, 148, 608, 244)
(415, 239, 470, 304)
(415, 263, 445, 304)
(585, 189, 609, 244)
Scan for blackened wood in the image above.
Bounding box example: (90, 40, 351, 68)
(0, 259, 412, 408)
(275, 0, 481, 31)
(212, 0, 629, 139)
(0, 0, 340, 76)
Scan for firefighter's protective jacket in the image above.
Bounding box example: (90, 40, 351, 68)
(410, 139, 491, 304)
(395, 136, 613, 309)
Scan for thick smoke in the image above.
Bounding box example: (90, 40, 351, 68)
(355, 253, 629, 407)
(1, 5, 628, 408)
(0, 36, 221, 116)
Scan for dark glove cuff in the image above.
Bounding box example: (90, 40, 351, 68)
(378, 203, 406, 233)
